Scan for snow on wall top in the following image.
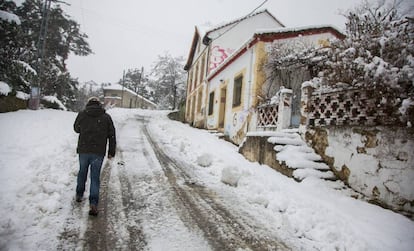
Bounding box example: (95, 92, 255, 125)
(0, 81, 11, 96)
(255, 24, 345, 37)
(0, 10, 21, 25)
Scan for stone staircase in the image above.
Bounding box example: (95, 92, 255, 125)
(266, 129, 336, 182)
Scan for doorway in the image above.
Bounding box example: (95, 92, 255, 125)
(218, 86, 227, 130)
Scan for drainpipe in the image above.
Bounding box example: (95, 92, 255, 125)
(185, 70, 190, 123)
(204, 44, 211, 129)
(246, 41, 255, 131)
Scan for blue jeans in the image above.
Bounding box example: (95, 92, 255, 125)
(76, 154, 104, 206)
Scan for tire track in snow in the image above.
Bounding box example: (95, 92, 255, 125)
(114, 150, 147, 250)
(57, 159, 113, 250)
(82, 159, 112, 250)
(141, 121, 291, 251)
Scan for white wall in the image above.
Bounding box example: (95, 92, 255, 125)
(208, 12, 282, 72)
(208, 46, 256, 143)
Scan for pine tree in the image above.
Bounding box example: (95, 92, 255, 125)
(0, 0, 92, 110)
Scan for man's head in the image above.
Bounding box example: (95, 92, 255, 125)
(86, 97, 102, 108)
(87, 97, 100, 103)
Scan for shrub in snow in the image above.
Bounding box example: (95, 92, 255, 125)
(197, 153, 213, 167)
(265, 1, 414, 124)
(221, 166, 242, 187)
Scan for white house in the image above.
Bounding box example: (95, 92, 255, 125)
(184, 10, 284, 128)
(206, 26, 345, 145)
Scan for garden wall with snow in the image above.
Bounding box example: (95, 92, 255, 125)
(301, 85, 414, 215)
(305, 126, 414, 215)
(243, 82, 414, 216)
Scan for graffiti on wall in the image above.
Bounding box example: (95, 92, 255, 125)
(209, 46, 234, 72)
(231, 109, 253, 144)
(207, 117, 216, 129)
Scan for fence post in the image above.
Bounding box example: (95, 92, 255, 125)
(300, 85, 315, 127)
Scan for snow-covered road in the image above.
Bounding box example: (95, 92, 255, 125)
(1, 108, 413, 251)
(58, 113, 289, 250)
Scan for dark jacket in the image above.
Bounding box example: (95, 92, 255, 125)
(74, 101, 116, 157)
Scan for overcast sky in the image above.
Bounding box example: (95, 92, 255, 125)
(63, 0, 366, 84)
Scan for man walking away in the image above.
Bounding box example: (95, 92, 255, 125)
(73, 97, 116, 216)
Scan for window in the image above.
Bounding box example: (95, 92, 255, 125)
(233, 75, 243, 107)
(188, 71, 193, 92)
(200, 55, 205, 82)
(197, 90, 202, 113)
(208, 91, 215, 115)
(194, 63, 199, 88)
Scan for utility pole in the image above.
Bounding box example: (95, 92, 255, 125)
(121, 70, 125, 108)
(134, 67, 144, 108)
(29, 0, 52, 110)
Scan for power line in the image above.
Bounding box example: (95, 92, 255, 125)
(210, 0, 269, 42)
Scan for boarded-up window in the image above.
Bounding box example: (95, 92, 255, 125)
(233, 75, 243, 107)
(208, 91, 215, 115)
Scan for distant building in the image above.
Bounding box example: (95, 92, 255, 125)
(103, 83, 156, 109)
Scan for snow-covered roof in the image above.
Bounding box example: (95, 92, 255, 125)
(207, 25, 346, 81)
(103, 83, 157, 106)
(184, 9, 284, 71)
(255, 24, 345, 36)
(195, 23, 214, 41)
(203, 9, 285, 44)
(103, 83, 137, 95)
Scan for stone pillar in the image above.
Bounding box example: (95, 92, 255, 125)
(277, 88, 293, 131)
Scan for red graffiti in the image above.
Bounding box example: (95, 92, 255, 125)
(209, 46, 233, 72)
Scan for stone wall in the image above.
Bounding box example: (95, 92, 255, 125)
(305, 126, 414, 215)
(0, 95, 27, 113)
(301, 85, 414, 215)
(239, 136, 293, 178)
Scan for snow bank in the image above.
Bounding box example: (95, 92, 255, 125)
(146, 110, 414, 250)
(0, 110, 78, 250)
